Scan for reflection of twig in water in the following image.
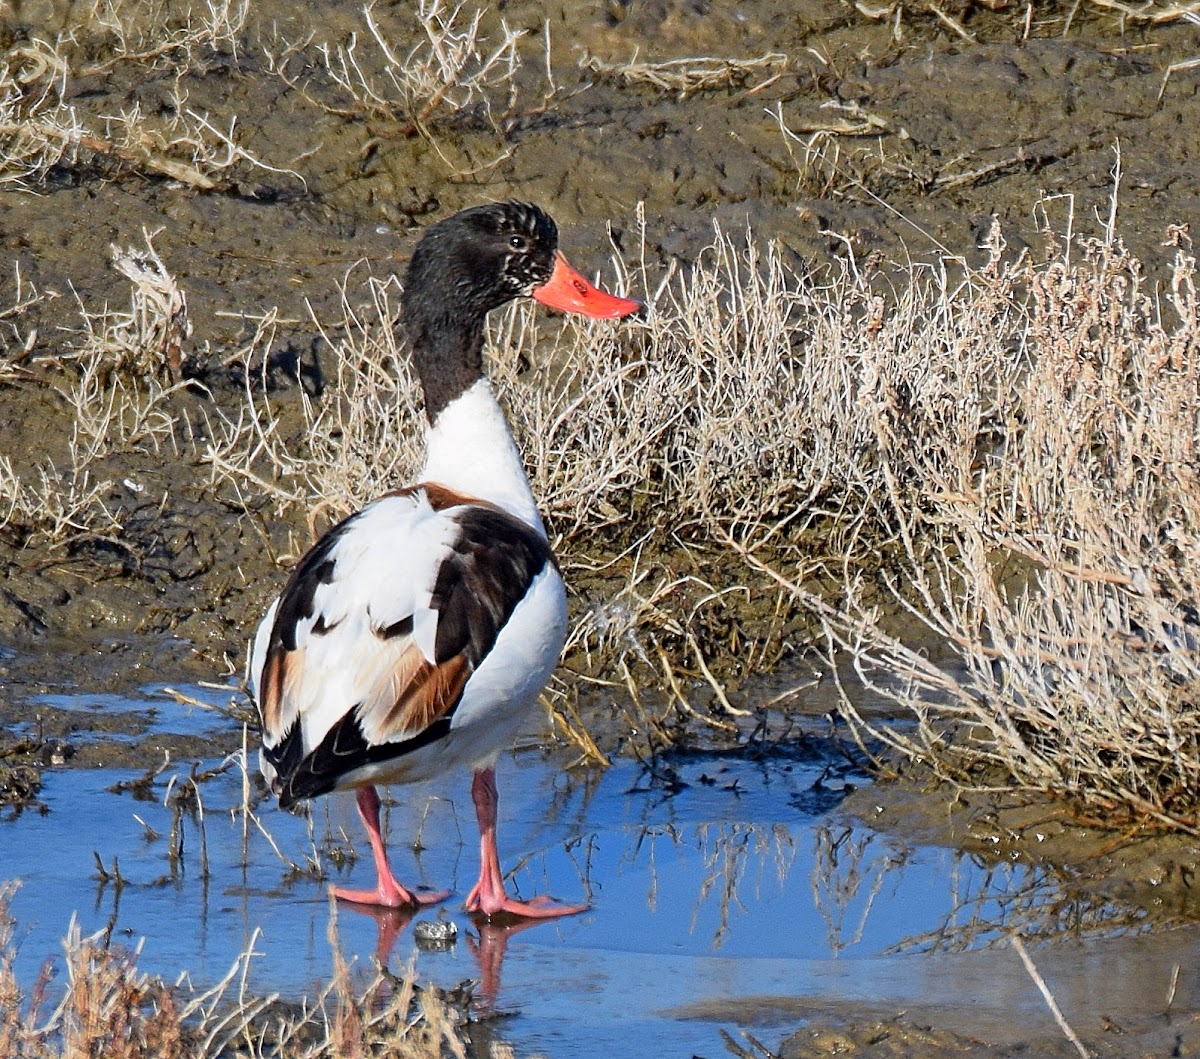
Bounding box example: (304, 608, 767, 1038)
(411, 794, 461, 853)
(563, 832, 601, 908)
(693, 825, 746, 947)
(627, 821, 798, 950)
(720, 1027, 781, 1059)
(91, 852, 125, 906)
(769, 823, 798, 890)
(625, 823, 682, 914)
(502, 840, 586, 907)
(879, 850, 1139, 957)
(811, 826, 896, 954)
(162, 761, 232, 881)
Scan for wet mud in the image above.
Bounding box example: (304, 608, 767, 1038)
(2, 0, 1200, 1055)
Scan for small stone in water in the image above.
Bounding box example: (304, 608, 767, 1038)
(413, 916, 459, 951)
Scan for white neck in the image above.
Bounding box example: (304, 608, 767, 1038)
(421, 378, 545, 533)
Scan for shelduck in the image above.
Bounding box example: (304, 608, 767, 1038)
(251, 202, 640, 918)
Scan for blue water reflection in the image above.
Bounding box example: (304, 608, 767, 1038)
(1, 684, 1188, 1058)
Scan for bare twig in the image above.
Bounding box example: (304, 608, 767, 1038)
(1011, 933, 1092, 1059)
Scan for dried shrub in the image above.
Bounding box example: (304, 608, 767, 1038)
(769, 220, 1200, 830)
(0, 3, 295, 192)
(579, 50, 787, 99)
(264, 0, 525, 136)
(0, 232, 192, 548)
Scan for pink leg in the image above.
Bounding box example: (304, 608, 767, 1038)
(463, 768, 587, 920)
(331, 786, 450, 909)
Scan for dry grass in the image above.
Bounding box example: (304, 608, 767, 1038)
(0, 884, 474, 1058)
(0, 231, 192, 548)
(0, 263, 46, 380)
(66, 230, 191, 380)
(0, 3, 295, 192)
(199, 270, 424, 535)
(1084, 0, 1200, 25)
(851, 0, 1200, 42)
(264, 0, 526, 139)
(0, 453, 121, 548)
(742, 215, 1200, 829)
(579, 50, 787, 99)
(80, 0, 250, 70)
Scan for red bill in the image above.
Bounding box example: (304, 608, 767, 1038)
(533, 253, 642, 318)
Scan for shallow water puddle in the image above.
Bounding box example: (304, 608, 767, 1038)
(3, 685, 1198, 1057)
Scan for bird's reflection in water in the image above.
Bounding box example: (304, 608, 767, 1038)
(464, 913, 553, 1010)
(338, 901, 420, 967)
(337, 899, 563, 1013)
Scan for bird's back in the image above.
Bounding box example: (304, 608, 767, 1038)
(252, 484, 566, 807)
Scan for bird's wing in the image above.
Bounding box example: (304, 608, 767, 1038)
(251, 484, 555, 806)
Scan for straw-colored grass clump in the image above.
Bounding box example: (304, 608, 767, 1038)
(265, 0, 527, 136)
(0, 885, 472, 1058)
(807, 222, 1200, 832)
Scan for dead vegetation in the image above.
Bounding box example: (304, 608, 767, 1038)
(579, 50, 787, 99)
(0, 230, 191, 549)
(794, 218, 1200, 832)
(264, 0, 526, 137)
(849, 0, 1200, 43)
(0, 0, 293, 191)
(0, 884, 475, 1058)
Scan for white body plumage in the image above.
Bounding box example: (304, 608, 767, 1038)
(251, 381, 567, 804)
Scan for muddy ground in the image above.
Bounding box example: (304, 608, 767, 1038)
(3, 0, 1199, 678)
(2, 0, 1200, 1054)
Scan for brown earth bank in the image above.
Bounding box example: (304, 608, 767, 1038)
(2, 1, 1200, 1055)
(774, 1012, 1200, 1058)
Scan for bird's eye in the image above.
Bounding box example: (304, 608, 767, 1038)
(509, 235, 528, 251)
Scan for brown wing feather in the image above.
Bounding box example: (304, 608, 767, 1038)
(259, 650, 286, 736)
(378, 651, 471, 739)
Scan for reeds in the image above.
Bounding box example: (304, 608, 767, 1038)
(749, 217, 1200, 830)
